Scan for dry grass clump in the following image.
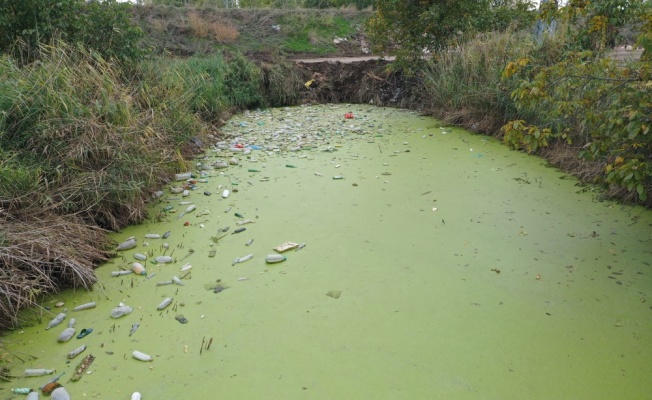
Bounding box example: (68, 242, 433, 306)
(188, 11, 240, 43)
(0, 211, 110, 330)
(211, 21, 239, 43)
(188, 11, 210, 38)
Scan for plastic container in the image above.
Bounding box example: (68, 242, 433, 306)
(11, 388, 31, 394)
(155, 256, 173, 264)
(265, 254, 287, 264)
(131, 393, 142, 400)
(110, 305, 133, 319)
(117, 238, 137, 251)
(111, 270, 133, 277)
(24, 368, 55, 377)
(157, 297, 173, 311)
(132, 263, 147, 276)
(67, 344, 87, 359)
(172, 276, 184, 286)
(50, 387, 71, 400)
(222, 189, 230, 198)
(26, 392, 39, 400)
(132, 350, 153, 362)
(174, 172, 192, 181)
(57, 327, 75, 342)
(144, 233, 160, 239)
(134, 253, 147, 261)
(46, 313, 66, 330)
(72, 302, 96, 311)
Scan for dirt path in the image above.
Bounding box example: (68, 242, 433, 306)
(292, 55, 395, 64)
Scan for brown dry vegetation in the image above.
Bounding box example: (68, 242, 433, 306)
(0, 211, 110, 328)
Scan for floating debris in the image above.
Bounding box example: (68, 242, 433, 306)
(69, 354, 95, 382)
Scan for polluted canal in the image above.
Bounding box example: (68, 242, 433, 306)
(3, 104, 652, 399)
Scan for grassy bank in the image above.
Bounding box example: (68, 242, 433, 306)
(0, 42, 304, 329)
(130, 5, 371, 57)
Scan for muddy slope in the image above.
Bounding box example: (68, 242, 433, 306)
(295, 60, 425, 109)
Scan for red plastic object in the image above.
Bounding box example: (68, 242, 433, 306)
(183, 221, 190, 226)
(344, 112, 354, 119)
(235, 143, 244, 148)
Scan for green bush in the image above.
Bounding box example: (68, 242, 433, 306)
(0, 0, 146, 65)
(502, 2, 652, 202)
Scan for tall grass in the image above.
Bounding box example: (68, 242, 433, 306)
(0, 40, 306, 328)
(421, 30, 539, 135)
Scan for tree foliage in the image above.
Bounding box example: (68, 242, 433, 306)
(502, 0, 652, 202)
(0, 0, 146, 64)
(366, 0, 536, 68)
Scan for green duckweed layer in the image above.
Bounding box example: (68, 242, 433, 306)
(3, 104, 651, 399)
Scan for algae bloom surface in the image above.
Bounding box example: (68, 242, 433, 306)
(3, 104, 652, 399)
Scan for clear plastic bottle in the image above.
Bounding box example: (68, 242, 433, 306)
(110, 305, 133, 318)
(24, 368, 55, 377)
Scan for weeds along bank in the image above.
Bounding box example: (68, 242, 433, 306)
(0, 43, 305, 329)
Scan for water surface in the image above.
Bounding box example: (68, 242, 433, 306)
(3, 104, 651, 399)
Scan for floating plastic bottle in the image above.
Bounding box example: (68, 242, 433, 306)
(72, 302, 96, 311)
(265, 254, 287, 264)
(11, 388, 31, 394)
(157, 297, 173, 311)
(144, 233, 160, 239)
(132, 392, 142, 400)
(174, 172, 192, 181)
(24, 368, 55, 377)
(67, 345, 87, 359)
(57, 327, 75, 343)
(26, 391, 39, 400)
(132, 350, 153, 362)
(110, 305, 133, 319)
(117, 238, 137, 251)
(222, 189, 230, 198)
(50, 387, 71, 400)
(46, 313, 66, 330)
(134, 253, 147, 261)
(155, 256, 173, 264)
(132, 262, 147, 276)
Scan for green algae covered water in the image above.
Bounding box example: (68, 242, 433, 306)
(2, 104, 652, 399)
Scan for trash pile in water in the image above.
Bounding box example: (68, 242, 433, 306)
(11, 104, 419, 399)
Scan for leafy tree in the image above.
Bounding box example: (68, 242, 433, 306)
(76, 0, 147, 64)
(0, 0, 146, 64)
(502, 0, 652, 202)
(0, 0, 81, 58)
